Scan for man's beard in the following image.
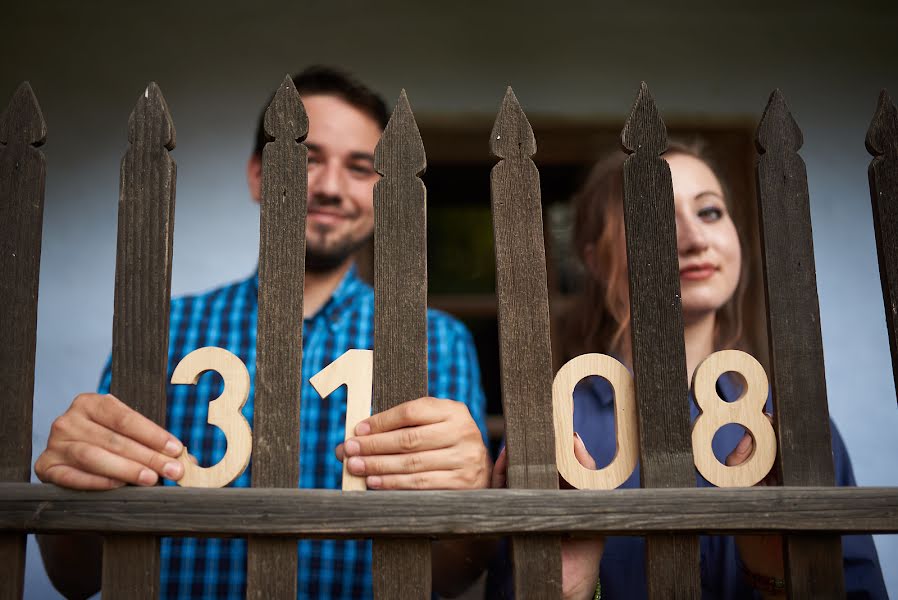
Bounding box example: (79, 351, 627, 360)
(305, 228, 371, 274)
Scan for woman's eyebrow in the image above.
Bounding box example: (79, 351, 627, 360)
(348, 151, 375, 164)
(693, 190, 723, 202)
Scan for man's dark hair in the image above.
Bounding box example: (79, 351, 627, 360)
(253, 65, 390, 156)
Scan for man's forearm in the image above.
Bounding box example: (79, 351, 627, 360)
(37, 533, 103, 599)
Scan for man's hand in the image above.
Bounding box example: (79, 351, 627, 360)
(726, 422, 785, 596)
(334, 396, 489, 490)
(34, 393, 185, 490)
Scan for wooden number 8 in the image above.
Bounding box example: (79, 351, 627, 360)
(552, 353, 639, 489)
(171, 347, 253, 488)
(691, 349, 776, 487)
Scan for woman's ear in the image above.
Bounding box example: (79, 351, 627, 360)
(246, 155, 262, 204)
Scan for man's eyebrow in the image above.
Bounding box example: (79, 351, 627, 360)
(348, 152, 375, 163)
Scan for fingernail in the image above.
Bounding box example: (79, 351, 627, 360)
(355, 421, 371, 436)
(138, 469, 157, 486)
(737, 434, 752, 454)
(573, 432, 585, 448)
(164, 439, 183, 456)
(163, 462, 183, 480)
(345, 439, 360, 456)
(367, 476, 382, 489)
(348, 456, 365, 475)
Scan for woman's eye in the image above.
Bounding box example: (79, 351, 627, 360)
(308, 155, 322, 166)
(348, 164, 375, 177)
(698, 206, 724, 222)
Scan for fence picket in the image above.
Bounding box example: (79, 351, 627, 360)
(0, 82, 46, 600)
(372, 90, 431, 599)
(101, 82, 177, 599)
(246, 75, 308, 600)
(490, 87, 563, 598)
(866, 90, 898, 406)
(620, 83, 701, 598)
(755, 89, 844, 597)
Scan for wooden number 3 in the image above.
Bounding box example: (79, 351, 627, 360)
(171, 347, 253, 488)
(691, 350, 776, 488)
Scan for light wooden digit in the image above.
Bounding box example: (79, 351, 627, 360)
(552, 353, 638, 489)
(309, 349, 373, 491)
(170, 347, 252, 488)
(691, 349, 776, 487)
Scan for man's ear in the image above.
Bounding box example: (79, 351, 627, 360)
(247, 154, 262, 204)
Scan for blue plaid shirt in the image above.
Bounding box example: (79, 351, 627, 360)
(98, 266, 487, 599)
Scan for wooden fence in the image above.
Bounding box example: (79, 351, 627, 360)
(2, 77, 898, 599)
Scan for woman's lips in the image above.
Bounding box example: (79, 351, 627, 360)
(680, 265, 717, 281)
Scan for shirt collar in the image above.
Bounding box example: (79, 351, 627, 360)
(249, 264, 365, 327)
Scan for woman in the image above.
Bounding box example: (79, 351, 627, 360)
(488, 142, 887, 599)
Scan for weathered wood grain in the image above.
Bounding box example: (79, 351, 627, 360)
(0, 80, 46, 600)
(755, 89, 843, 597)
(102, 82, 176, 600)
(867, 90, 898, 406)
(247, 75, 308, 600)
(620, 83, 700, 598)
(490, 87, 562, 598)
(4, 484, 898, 537)
(373, 90, 431, 600)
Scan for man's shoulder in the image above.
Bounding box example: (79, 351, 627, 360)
(425, 307, 474, 345)
(169, 273, 257, 315)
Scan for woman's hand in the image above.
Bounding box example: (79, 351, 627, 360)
(491, 433, 604, 600)
(726, 423, 785, 597)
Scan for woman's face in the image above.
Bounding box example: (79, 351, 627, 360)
(667, 153, 742, 325)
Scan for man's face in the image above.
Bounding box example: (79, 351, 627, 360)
(249, 94, 382, 273)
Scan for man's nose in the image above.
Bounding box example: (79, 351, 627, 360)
(310, 159, 342, 199)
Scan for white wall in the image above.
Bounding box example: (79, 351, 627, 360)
(3, 2, 896, 597)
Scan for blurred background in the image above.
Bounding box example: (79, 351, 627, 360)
(3, 1, 897, 597)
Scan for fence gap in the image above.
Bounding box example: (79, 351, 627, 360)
(755, 89, 844, 597)
(620, 82, 701, 598)
(102, 82, 177, 599)
(372, 89, 431, 599)
(246, 75, 308, 599)
(866, 90, 898, 405)
(0, 81, 46, 600)
(490, 87, 563, 598)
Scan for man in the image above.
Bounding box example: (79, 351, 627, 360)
(35, 66, 491, 599)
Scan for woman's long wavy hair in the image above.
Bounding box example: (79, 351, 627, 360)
(559, 140, 749, 364)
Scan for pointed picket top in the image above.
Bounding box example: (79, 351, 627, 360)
(127, 82, 175, 150)
(0, 82, 47, 147)
(264, 75, 309, 146)
(756, 89, 803, 155)
(375, 89, 426, 177)
(866, 89, 898, 159)
(621, 82, 667, 156)
(490, 86, 536, 160)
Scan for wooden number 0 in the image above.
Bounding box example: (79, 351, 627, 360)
(171, 347, 253, 488)
(691, 349, 776, 487)
(552, 353, 639, 489)
(309, 349, 374, 491)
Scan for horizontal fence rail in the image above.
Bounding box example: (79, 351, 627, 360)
(3, 485, 898, 537)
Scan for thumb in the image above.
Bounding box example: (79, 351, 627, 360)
(491, 447, 508, 489)
(725, 432, 753, 467)
(573, 432, 597, 470)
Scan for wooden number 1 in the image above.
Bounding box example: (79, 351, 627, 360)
(171, 347, 253, 488)
(552, 353, 639, 489)
(691, 349, 776, 487)
(309, 349, 374, 491)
